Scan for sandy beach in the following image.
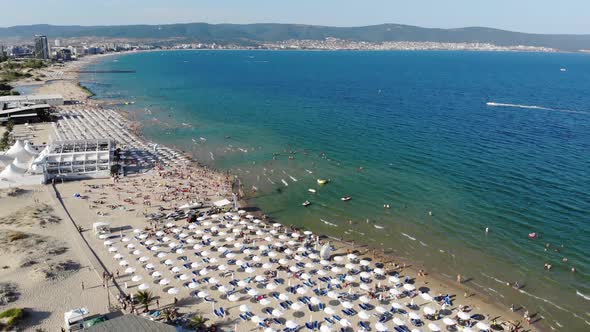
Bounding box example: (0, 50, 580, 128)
(0, 56, 537, 332)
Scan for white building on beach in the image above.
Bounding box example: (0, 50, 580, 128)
(0, 94, 64, 110)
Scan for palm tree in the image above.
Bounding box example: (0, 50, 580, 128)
(135, 290, 155, 312)
(189, 314, 209, 331)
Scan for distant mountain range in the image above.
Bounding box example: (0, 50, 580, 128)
(1, 23, 590, 51)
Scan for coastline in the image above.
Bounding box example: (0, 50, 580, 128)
(69, 53, 535, 330)
(3, 52, 538, 331)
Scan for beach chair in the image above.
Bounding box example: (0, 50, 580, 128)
(305, 322, 314, 330)
(313, 321, 319, 330)
(220, 307, 226, 316)
(213, 309, 221, 317)
(324, 317, 335, 325)
(359, 321, 370, 331)
(332, 315, 342, 321)
(264, 308, 273, 315)
(307, 303, 314, 312)
(239, 314, 248, 321)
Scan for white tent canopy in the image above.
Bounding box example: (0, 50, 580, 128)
(92, 222, 111, 234)
(213, 199, 232, 207)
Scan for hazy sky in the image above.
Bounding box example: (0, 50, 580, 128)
(2, 0, 589, 34)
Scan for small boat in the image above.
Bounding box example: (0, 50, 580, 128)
(560, 68, 567, 72)
(374, 225, 385, 229)
(341, 196, 352, 201)
(308, 189, 316, 193)
(384, 204, 390, 209)
(317, 179, 329, 185)
(302, 201, 311, 207)
(528, 232, 537, 239)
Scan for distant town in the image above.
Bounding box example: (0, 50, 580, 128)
(0, 34, 562, 64)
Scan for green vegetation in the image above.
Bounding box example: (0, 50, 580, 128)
(0, 23, 589, 50)
(0, 132, 10, 151)
(188, 315, 209, 331)
(0, 308, 25, 330)
(135, 290, 155, 312)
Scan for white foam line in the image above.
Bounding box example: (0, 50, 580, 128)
(486, 102, 588, 115)
(577, 290, 590, 301)
(401, 232, 416, 241)
(481, 272, 590, 326)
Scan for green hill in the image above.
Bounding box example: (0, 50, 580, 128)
(1, 23, 589, 51)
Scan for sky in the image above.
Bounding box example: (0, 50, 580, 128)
(1, 0, 589, 34)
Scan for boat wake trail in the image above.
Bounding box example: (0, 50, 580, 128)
(577, 290, 590, 301)
(486, 102, 588, 115)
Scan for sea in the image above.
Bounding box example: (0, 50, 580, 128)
(81, 50, 590, 330)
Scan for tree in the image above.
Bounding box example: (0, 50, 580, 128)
(0, 131, 10, 151)
(135, 290, 155, 312)
(188, 314, 209, 331)
(6, 120, 14, 132)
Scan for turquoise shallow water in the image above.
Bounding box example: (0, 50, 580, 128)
(82, 50, 590, 330)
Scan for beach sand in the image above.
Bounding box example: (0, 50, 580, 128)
(0, 54, 537, 331)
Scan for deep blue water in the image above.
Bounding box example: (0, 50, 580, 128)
(82, 50, 590, 329)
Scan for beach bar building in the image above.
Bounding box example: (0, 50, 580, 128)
(0, 94, 64, 109)
(33, 139, 115, 182)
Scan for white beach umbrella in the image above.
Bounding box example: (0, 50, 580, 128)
(103, 240, 113, 246)
(266, 283, 277, 290)
(259, 298, 271, 306)
(296, 287, 308, 295)
(237, 280, 248, 287)
(360, 271, 371, 279)
(228, 294, 239, 302)
(159, 278, 170, 285)
(360, 260, 370, 266)
(119, 260, 129, 266)
(138, 283, 150, 290)
(389, 276, 400, 283)
(188, 282, 198, 289)
(124, 267, 136, 274)
(339, 319, 350, 327)
(375, 322, 388, 332)
(285, 321, 297, 329)
(409, 312, 420, 320)
(475, 322, 490, 331)
(150, 246, 160, 251)
(320, 325, 331, 332)
(164, 259, 174, 265)
(191, 261, 200, 268)
(113, 253, 123, 260)
(239, 304, 250, 312)
(179, 274, 190, 281)
(317, 270, 327, 276)
(420, 293, 432, 301)
(427, 323, 440, 332)
(247, 289, 259, 296)
(108, 247, 118, 252)
(157, 252, 167, 258)
(271, 309, 283, 317)
(208, 277, 219, 284)
(131, 275, 143, 282)
(403, 284, 416, 291)
(375, 306, 387, 314)
(442, 318, 456, 326)
(360, 283, 371, 291)
(139, 256, 149, 262)
(167, 288, 179, 295)
(359, 295, 371, 303)
(152, 271, 162, 278)
(127, 244, 135, 249)
(393, 317, 405, 326)
(327, 291, 338, 299)
(132, 250, 142, 256)
(423, 307, 436, 315)
(199, 268, 209, 276)
(171, 266, 181, 274)
(145, 263, 155, 269)
(358, 311, 370, 320)
(458, 311, 471, 320)
(122, 237, 131, 242)
(389, 288, 401, 296)
(341, 301, 353, 309)
(197, 291, 208, 298)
